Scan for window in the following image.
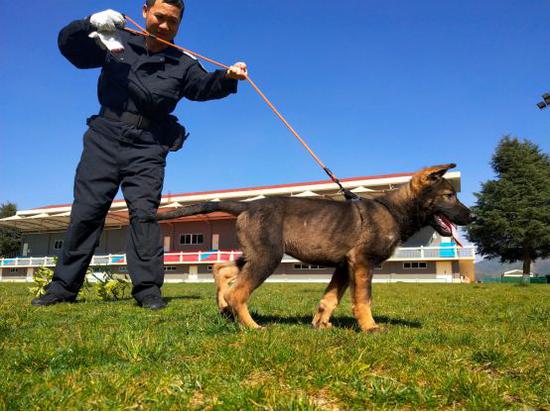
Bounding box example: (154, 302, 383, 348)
(117, 266, 128, 272)
(403, 262, 427, 270)
(293, 264, 325, 270)
(54, 240, 63, 250)
(179, 233, 204, 245)
(9, 268, 18, 273)
(164, 266, 177, 272)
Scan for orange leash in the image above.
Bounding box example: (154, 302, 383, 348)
(122, 15, 358, 200)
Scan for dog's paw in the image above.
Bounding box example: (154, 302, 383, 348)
(363, 325, 387, 334)
(312, 320, 333, 329)
(311, 315, 333, 329)
(239, 322, 265, 331)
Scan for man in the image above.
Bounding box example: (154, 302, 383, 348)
(32, 0, 247, 309)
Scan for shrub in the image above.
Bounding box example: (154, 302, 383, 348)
(91, 268, 130, 301)
(28, 265, 54, 298)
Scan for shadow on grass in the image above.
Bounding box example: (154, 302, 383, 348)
(164, 295, 203, 302)
(73, 295, 203, 304)
(252, 313, 422, 330)
(374, 315, 422, 328)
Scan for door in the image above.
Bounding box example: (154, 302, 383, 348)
(188, 265, 198, 281)
(163, 236, 171, 252)
(212, 234, 220, 250)
(436, 261, 453, 275)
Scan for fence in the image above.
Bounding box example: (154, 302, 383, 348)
(480, 276, 548, 284)
(0, 245, 476, 269)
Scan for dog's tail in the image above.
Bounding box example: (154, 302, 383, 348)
(157, 201, 249, 221)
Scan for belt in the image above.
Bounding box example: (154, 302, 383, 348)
(99, 107, 154, 130)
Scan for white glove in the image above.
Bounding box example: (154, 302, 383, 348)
(90, 9, 125, 32)
(89, 31, 125, 53)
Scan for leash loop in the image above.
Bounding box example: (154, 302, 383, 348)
(122, 15, 360, 201)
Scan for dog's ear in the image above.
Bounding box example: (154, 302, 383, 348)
(410, 163, 456, 192)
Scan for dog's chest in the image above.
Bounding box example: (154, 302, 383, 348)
(359, 230, 401, 261)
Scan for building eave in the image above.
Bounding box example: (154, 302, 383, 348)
(0, 171, 461, 233)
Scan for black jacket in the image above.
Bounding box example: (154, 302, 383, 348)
(58, 19, 237, 119)
(58, 17, 238, 119)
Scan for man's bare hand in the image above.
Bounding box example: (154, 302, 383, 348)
(226, 62, 248, 80)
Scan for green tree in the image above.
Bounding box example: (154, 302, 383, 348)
(467, 136, 550, 282)
(0, 202, 21, 258)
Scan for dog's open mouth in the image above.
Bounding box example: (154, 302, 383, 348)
(433, 214, 462, 246)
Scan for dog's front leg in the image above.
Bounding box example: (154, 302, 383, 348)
(312, 264, 349, 329)
(348, 254, 382, 333)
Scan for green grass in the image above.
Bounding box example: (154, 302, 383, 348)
(0, 282, 548, 410)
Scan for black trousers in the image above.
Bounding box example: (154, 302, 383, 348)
(46, 122, 168, 302)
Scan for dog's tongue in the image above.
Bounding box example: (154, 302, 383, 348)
(438, 214, 463, 247)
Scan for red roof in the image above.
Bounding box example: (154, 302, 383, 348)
(31, 171, 415, 211)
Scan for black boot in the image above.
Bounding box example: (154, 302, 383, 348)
(31, 292, 75, 307)
(139, 294, 167, 310)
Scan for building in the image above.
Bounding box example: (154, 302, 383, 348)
(502, 269, 534, 278)
(0, 171, 475, 283)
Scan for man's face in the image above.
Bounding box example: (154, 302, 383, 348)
(142, 0, 182, 42)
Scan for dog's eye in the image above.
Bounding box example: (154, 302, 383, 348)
(444, 193, 454, 200)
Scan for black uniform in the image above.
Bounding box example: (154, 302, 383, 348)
(46, 17, 238, 303)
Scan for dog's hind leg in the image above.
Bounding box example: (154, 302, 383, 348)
(224, 209, 284, 329)
(348, 252, 382, 333)
(212, 262, 239, 317)
(312, 264, 349, 329)
(224, 256, 281, 329)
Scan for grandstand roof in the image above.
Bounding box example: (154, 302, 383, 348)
(0, 171, 461, 233)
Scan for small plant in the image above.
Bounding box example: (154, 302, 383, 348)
(28, 263, 128, 301)
(29, 258, 88, 300)
(28, 265, 54, 297)
(91, 268, 130, 301)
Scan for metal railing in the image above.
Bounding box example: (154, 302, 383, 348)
(391, 245, 475, 260)
(0, 245, 475, 268)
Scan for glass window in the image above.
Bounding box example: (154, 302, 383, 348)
(179, 233, 204, 245)
(403, 262, 428, 270)
(293, 264, 325, 270)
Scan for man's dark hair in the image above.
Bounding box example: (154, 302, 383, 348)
(145, 0, 185, 17)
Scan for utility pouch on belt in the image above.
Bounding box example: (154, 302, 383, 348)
(163, 114, 189, 152)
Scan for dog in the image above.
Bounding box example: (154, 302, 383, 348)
(157, 164, 474, 332)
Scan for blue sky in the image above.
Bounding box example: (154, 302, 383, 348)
(1, 0, 549, 214)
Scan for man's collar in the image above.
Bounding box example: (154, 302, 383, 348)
(127, 32, 181, 62)
(127, 32, 147, 50)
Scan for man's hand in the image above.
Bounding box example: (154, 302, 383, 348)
(89, 9, 126, 53)
(226, 62, 248, 80)
(89, 32, 125, 53)
(90, 9, 125, 32)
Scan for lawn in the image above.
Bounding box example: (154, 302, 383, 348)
(0, 282, 548, 410)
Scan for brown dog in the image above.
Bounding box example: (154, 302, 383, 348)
(158, 164, 474, 332)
